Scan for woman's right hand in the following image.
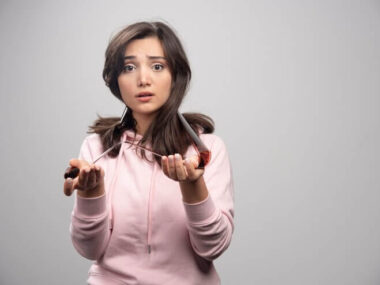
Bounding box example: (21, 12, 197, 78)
(63, 159, 105, 198)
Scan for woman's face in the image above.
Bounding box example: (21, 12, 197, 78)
(118, 36, 172, 123)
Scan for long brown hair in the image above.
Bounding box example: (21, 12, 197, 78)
(88, 21, 214, 164)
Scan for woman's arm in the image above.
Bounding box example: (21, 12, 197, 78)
(162, 135, 234, 261)
(68, 137, 112, 260)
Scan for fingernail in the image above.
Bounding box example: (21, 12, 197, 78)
(169, 155, 173, 161)
(175, 154, 181, 160)
(66, 178, 72, 184)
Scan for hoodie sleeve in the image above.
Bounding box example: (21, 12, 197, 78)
(183, 135, 234, 261)
(69, 137, 111, 260)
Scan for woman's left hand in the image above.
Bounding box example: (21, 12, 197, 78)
(161, 154, 204, 183)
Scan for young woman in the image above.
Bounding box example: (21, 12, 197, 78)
(63, 21, 234, 285)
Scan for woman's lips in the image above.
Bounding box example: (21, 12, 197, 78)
(137, 96, 153, 102)
(136, 92, 154, 102)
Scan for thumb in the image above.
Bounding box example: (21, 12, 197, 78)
(188, 155, 199, 168)
(63, 177, 74, 196)
(69, 158, 90, 169)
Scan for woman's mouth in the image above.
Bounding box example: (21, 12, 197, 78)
(136, 92, 154, 102)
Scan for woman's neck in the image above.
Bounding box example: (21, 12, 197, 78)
(133, 113, 156, 136)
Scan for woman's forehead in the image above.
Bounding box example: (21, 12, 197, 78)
(124, 36, 164, 57)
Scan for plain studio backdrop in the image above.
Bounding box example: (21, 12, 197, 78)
(0, 0, 379, 284)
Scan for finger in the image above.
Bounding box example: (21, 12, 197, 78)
(63, 178, 74, 196)
(174, 154, 186, 181)
(94, 165, 101, 184)
(167, 155, 176, 179)
(186, 159, 205, 181)
(94, 164, 105, 178)
(87, 166, 97, 189)
(161, 156, 169, 177)
(78, 167, 90, 190)
(185, 158, 199, 180)
(69, 158, 79, 167)
(183, 164, 189, 177)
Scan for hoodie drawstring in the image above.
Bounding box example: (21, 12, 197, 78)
(107, 140, 125, 230)
(147, 161, 157, 254)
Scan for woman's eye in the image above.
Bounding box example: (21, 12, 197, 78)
(152, 64, 164, 71)
(123, 64, 135, 72)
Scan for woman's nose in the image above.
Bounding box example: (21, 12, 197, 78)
(137, 66, 151, 87)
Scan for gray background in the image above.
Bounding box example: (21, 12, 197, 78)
(0, 0, 379, 284)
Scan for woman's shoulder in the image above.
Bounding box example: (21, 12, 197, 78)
(83, 133, 103, 147)
(78, 133, 104, 161)
(199, 133, 227, 152)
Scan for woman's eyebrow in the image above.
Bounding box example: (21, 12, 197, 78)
(147, 56, 166, 60)
(124, 56, 167, 60)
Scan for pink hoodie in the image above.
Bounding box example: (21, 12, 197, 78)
(70, 130, 234, 284)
